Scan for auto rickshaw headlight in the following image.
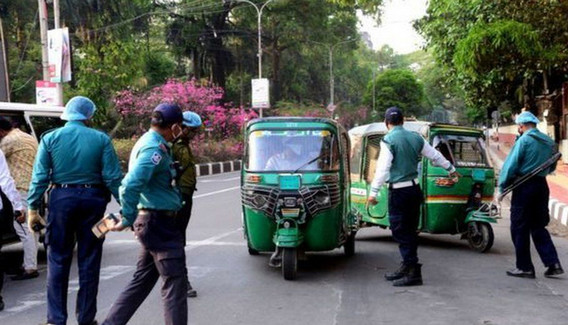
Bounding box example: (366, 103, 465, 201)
(247, 174, 262, 183)
(284, 197, 298, 207)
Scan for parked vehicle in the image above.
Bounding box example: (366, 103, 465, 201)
(0, 102, 64, 246)
(241, 117, 358, 280)
(349, 122, 499, 252)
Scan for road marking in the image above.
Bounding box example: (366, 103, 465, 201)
(199, 176, 240, 183)
(193, 186, 240, 199)
(0, 265, 134, 318)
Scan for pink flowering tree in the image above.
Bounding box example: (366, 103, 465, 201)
(113, 79, 257, 141)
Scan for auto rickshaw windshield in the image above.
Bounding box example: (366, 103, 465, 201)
(432, 134, 488, 167)
(246, 129, 340, 172)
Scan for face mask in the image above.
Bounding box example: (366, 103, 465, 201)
(171, 124, 184, 142)
(288, 144, 302, 156)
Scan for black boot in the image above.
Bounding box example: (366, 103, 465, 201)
(187, 280, 197, 298)
(384, 263, 410, 281)
(393, 263, 423, 287)
(544, 263, 564, 278)
(268, 247, 282, 268)
(0, 295, 4, 311)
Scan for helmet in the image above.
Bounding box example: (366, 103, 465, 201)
(182, 111, 202, 128)
(515, 111, 540, 125)
(152, 103, 183, 126)
(61, 96, 96, 121)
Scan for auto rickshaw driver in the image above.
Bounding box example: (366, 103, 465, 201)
(265, 138, 303, 171)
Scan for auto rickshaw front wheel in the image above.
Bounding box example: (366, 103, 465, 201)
(248, 245, 260, 255)
(467, 222, 494, 253)
(282, 247, 298, 280)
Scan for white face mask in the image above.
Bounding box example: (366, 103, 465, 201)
(171, 124, 184, 142)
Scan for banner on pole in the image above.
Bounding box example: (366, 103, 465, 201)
(252, 78, 270, 109)
(48, 27, 71, 83)
(36, 80, 59, 105)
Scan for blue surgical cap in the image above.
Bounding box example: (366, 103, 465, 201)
(61, 96, 96, 121)
(515, 111, 540, 125)
(182, 111, 202, 128)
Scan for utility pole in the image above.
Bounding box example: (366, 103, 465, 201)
(38, 0, 49, 81)
(0, 18, 10, 101)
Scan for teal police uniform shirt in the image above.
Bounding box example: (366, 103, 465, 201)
(383, 126, 425, 183)
(499, 128, 556, 192)
(27, 121, 123, 210)
(119, 129, 182, 226)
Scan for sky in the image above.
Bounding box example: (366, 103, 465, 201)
(358, 0, 429, 54)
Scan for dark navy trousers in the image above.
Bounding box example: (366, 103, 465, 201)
(103, 210, 187, 325)
(510, 177, 560, 271)
(388, 184, 423, 266)
(46, 187, 108, 325)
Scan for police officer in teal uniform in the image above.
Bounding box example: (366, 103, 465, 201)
(103, 103, 187, 325)
(367, 107, 458, 286)
(27, 96, 123, 325)
(499, 111, 563, 278)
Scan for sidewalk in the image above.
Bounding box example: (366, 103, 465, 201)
(487, 138, 568, 227)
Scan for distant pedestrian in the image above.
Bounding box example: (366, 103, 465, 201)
(0, 117, 40, 280)
(103, 103, 187, 325)
(0, 149, 26, 312)
(172, 111, 202, 298)
(367, 107, 458, 286)
(27, 96, 123, 325)
(499, 111, 563, 278)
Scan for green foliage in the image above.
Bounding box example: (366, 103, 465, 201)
(365, 69, 426, 117)
(73, 39, 145, 123)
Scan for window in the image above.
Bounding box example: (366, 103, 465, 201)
(433, 134, 488, 167)
(246, 129, 340, 172)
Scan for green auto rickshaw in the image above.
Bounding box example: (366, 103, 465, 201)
(349, 122, 499, 252)
(241, 117, 358, 280)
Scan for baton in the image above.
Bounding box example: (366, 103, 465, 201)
(498, 152, 561, 202)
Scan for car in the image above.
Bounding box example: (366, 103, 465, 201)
(0, 102, 64, 247)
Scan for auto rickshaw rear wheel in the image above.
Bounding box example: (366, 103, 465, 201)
(282, 247, 298, 280)
(247, 245, 260, 255)
(344, 233, 356, 257)
(467, 222, 494, 253)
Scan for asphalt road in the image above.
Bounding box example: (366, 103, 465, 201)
(1, 171, 568, 325)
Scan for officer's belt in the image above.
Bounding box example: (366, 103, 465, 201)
(389, 178, 419, 190)
(53, 183, 105, 189)
(139, 209, 177, 217)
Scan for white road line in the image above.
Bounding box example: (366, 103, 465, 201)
(193, 186, 240, 199)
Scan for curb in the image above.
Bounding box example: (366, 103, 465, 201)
(488, 145, 568, 226)
(195, 160, 241, 177)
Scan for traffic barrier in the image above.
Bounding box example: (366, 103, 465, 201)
(195, 160, 242, 177)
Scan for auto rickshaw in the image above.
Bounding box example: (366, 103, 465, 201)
(241, 117, 358, 280)
(349, 122, 499, 252)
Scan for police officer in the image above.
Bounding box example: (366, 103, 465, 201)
(172, 111, 202, 298)
(367, 107, 458, 286)
(499, 111, 563, 278)
(103, 103, 187, 325)
(27, 96, 123, 325)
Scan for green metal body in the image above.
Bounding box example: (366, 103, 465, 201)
(241, 117, 357, 253)
(349, 122, 498, 235)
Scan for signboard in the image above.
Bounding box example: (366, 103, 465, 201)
(48, 28, 72, 83)
(252, 78, 270, 109)
(36, 80, 59, 105)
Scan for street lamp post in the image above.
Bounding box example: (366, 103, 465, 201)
(308, 39, 357, 114)
(227, 0, 276, 117)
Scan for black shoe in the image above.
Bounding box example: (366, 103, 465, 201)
(393, 263, 423, 287)
(11, 270, 39, 281)
(0, 295, 4, 311)
(506, 268, 535, 279)
(268, 248, 282, 268)
(544, 263, 564, 278)
(384, 263, 410, 281)
(187, 281, 197, 298)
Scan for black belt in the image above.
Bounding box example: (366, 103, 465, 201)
(53, 184, 105, 189)
(139, 209, 178, 217)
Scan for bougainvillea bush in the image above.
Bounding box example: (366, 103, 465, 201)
(114, 78, 257, 141)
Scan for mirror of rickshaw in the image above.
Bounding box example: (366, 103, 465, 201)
(432, 134, 488, 168)
(246, 129, 340, 172)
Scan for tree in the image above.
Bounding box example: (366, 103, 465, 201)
(365, 69, 425, 117)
